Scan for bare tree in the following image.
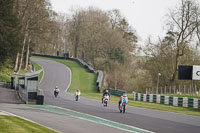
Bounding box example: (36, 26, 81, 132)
(13, 0, 55, 72)
(166, 0, 200, 85)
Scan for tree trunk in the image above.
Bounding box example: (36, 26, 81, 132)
(74, 36, 79, 58)
(170, 52, 179, 85)
(14, 52, 20, 72)
(25, 37, 30, 71)
(17, 33, 27, 73)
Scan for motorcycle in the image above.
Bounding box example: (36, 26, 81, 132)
(54, 91, 59, 98)
(119, 102, 126, 113)
(75, 92, 80, 101)
(75, 94, 80, 101)
(103, 94, 109, 107)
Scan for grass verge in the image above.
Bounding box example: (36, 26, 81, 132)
(32, 56, 200, 117)
(0, 115, 56, 133)
(32, 62, 43, 81)
(0, 65, 13, 82)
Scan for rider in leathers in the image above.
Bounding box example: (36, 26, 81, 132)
(102, 89, 110, 103)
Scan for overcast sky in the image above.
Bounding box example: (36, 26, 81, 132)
(49, 0, 180, 43)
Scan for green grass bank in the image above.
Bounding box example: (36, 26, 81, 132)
(32, 62, 43, 81)
(0, 65, 13, 82)
(0, 115, 56, 133)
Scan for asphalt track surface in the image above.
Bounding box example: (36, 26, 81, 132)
(30, 58, 200, 133)
(1, 58, 199, 133)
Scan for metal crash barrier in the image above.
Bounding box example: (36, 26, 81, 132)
(133, 92, 200, 110)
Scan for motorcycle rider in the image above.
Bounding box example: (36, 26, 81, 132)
(75, 89, 81, 97)
(102, 89, 110, 103)
(54, 86, 60, 97)
(118, 93, 128, 107)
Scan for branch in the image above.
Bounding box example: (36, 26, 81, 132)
(171, 13, 182, 30)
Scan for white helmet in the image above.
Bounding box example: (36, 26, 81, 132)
(123, 93, 127, 97)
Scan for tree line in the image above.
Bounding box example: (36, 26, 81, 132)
(0, 0, 58, 73)
(1, 0, 200, 93)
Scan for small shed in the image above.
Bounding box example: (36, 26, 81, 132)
(15, 70, 41, 103)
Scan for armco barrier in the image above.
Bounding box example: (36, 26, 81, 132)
(104, 89, 126, 97)
(32, 53, 65, 60)
(133, 93, 136, 100)
(173, 97, 178, 106)
(153, 95, 157, 103)
(183, 97, 188, 107)
(193, 98, 198, 109)
(198, 100, 200, 109)
(178, 97, 183, 107)
(143, 94, 146, 101)
(73, 58, 94, 73)
(136, 93, 138, 100)
(169, 96, 173, 105)
(146, 94, 150, 102)
(164, 96, 169, 105)
(138, 93, 141, 101)
(156, 95, 161, 103)
(32, 53, 95, 73)
(132, 92, 200, 110)
(149, 94, 153, 102)
(96, 70, 103, 92)
(160, 96, 165, 104)
(188, 98, 194, 108)
(141, 94, 144, 101)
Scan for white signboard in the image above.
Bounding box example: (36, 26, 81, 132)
(192, 65, 200, 80)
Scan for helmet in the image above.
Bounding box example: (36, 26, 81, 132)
(55, 86, 58, 88)
(123, 93, 127, 97)
(105, 89, 109, 93)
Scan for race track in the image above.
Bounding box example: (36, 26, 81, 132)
(20, 58, 200, 133)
